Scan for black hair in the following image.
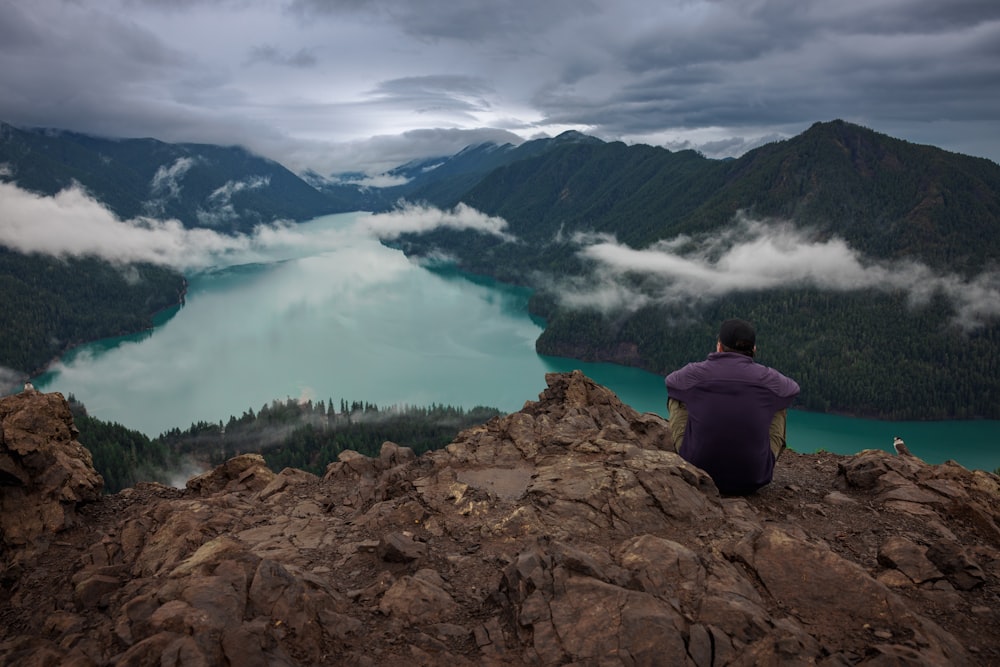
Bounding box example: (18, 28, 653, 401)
(719, 341, 755, 358)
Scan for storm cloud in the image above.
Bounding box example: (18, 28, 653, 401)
(0, 0, 996, 176)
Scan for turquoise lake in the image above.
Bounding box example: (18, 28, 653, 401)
(33, 212, 998, 472)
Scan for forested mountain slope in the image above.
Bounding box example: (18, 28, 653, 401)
(0, 122, 358, 232)
(2, 119, 998, 418)
(395, 121, 1000, 419)
(0, 249, 185, 378)
(404, 120, 1000, 276)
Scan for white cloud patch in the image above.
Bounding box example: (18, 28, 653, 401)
(555, 215, 1000, 329)
(0, 183, 514, 274)
(342, 173, 411, 188)
(196, 175, 271, 227)
(150, 156, 196, 198)
(0, 365, 27, 393)
(0, 163, 13, 178)
(147, 156, 197, 216)
(208, 175, 271, 203)
(0, 181, 262, 269)
(364, 202, 516, 241)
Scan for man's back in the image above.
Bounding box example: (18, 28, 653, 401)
(666, 351, 799, 494)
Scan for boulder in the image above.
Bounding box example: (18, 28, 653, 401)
(0, 391, 103, 548)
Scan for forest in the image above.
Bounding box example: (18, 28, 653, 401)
(0, 249, 185, 378)
(533, 287, 1000, 420)
(396, 121, 1000, 419)
(70, 395, 501, 493)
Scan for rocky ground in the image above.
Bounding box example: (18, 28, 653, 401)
(1, 373, 998, 666)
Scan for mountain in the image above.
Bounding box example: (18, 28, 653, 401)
(2, 376, 998, 665)
(2, 119, 998, 419)
(0, 121, 354, 380)
(0, 248, 186, 378)
(391, 121, 1000, 419)
(401, 121, 1000, 276)
(0, 122, 358, 232)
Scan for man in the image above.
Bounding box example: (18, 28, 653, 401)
(665, 319, 799, 495)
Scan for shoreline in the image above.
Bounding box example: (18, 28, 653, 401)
(19, 279, 189, 386)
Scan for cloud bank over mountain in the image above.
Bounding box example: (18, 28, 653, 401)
(2, 179, 995, 328)
(363, 203, 515, 241)
(0, 183, 514, 270)
(550, 216, 1000, 329)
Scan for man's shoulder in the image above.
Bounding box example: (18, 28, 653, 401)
(754, 364, 800, 397)
(665, 358, 711, 389)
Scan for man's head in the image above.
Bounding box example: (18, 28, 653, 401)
(718, 318, 756, 357)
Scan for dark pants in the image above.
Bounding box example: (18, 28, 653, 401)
(667, 398, 788, 460)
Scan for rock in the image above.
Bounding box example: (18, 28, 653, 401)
(877, 536, 945, 584)
(823, 490, 858, 505)
(925, 539, 987, 590)
(377, 531, 427, 562)
(0, 391, 103, 548)
(1, 372, 998, 665)
(379, 569, 460, 623)
(186, 453, 275, 495)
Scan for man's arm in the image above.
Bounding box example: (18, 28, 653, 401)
(667, 397, 688, 454)
(769, 409, 788, 460)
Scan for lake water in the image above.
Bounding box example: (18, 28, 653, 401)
(33, 212, 999, 472)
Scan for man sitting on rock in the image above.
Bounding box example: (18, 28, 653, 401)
(665, 318, 800, 495)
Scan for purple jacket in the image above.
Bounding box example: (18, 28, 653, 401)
(665, 352, 800, 495)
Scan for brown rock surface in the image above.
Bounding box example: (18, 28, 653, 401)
(1, 374, 998, 665)
(0, 390, 103, 548)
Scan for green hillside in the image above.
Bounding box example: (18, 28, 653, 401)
(0, 248, 185, 377)
(396, 121, 1000, 419)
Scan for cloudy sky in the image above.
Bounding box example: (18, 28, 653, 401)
(1, 0, 998, 175)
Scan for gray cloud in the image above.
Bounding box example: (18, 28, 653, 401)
(0, 0, 997, 176)
(286, 0, 598, 42)
(246, 44, 318, 68)
(367, 76, 494, 116)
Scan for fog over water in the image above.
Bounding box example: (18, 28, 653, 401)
(34, 212, 547, 432)
(31, 212, 999, 472)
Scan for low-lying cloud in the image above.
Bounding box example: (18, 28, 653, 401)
(363, 202, 516, 241)
(4, 181, 992, 329)
(197, 175, 272, 227)
(0, 182, 257, 269)
(554, 216, 1000, 329)
(0, 183, 516, 271)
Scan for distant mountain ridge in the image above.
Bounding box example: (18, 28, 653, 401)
(0, 122, 354, 233)
(400, 120, 1000, 277)
(386, 121, 1000, 419)
(10, 118, 992, 272)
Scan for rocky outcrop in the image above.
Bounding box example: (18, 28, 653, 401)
(0, 389, 103, 548)
(0, 373, 998, 665)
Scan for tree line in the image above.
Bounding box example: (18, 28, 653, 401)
(0, 249, 185, 377)
(70, 395, 501, 493)
(534, 287, 1000, 420)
